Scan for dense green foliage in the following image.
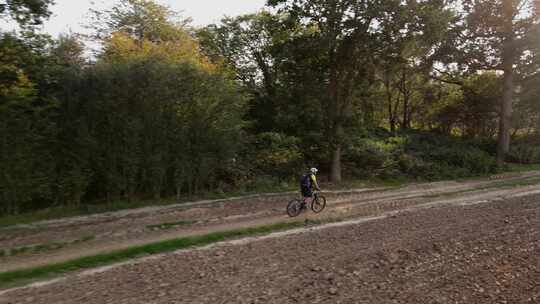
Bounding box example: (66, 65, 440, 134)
(0, 0, 54, 26)
(1, 0, 539, 216)
(344, 130, 498, 180)
(399, 133, 497, 179)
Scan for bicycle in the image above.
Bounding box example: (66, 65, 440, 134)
(286, 192, 327, 217)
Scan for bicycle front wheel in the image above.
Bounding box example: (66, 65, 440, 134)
(287, 199, 303, 217)
(311, 194, 326, 213)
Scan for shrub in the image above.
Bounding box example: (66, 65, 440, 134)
(344, 130, 498, 181)
(397, 153, 431, 178)
(427, 146, 497, 175)
(508, 144, 540, 164)
(250, 132, 305, 182)
(346, 139, 391, 173)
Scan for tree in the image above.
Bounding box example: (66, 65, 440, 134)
(460, 0, 540, 165)
(199, 12, 337, 168)
(92, 0, 210, 69)
(48, 34, 91, 206)
(0, 0, 54, 26)
(0, 32, 57, 213)
(51, 34, 86, 67)
(268, 0, 456, 182)
(89, 0, 190, 43)
(0, 71, 41, 214)
(198, 13, 280, 94)
(198, 12, 291, 132)
(265, 0, 375, 182)
(427, 73, 502, 138)
(80, 59, 245, 200)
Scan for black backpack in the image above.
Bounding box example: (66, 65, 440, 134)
(300, 173, 312, 188)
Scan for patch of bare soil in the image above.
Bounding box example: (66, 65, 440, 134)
(2, 192, 540, 303)
(1, 171, 540, 273)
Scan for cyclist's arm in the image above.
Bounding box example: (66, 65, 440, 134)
(311, 175, 321, 191)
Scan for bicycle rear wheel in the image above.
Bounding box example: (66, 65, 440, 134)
(311, 194, 326, 213)
(287, 199, 303, 217)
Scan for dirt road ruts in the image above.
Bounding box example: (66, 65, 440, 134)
(2, 190, 540, 303)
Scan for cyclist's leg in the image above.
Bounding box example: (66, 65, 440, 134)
(301, 186, 311, 207)
(305, 188, 314, 205)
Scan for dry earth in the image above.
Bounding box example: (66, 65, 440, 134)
(1, 171, 540, 273)
(1, 185, 540, 303)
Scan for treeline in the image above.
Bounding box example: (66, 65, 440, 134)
(1, 0, 539, 215)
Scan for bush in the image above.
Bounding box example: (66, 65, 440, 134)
(427, 146, 497, 175)
(249, 132, 305, 182)
(397, 153, 432, 178)
(346, 139, 391, 175)
(508, 144, 540, 164)
(344, 130, 498, 181)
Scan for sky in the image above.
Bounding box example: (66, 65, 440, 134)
(1, 0, 268, 37)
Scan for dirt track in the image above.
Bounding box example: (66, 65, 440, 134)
(2, 185, 540, 303)
(2, 171, 540, 273)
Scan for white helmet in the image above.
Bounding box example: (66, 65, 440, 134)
(310, 168, 318, 174)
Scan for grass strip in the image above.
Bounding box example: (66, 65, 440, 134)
(146, 220, 196, 230)
(507, 163, 540, 172)
(0, 185, 297, 229)
(3, 165, 539, 228)
(456, 176, 540, 195)
(422, 176, 540, 199)
(486, 176, 540, 188)
(3, 236, 96, 257)
(0, 221, 304, 289)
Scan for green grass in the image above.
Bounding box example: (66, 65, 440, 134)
(9, 247, 30, 256)
(424, 175, 540, 199)
(0, 200, 177, 228)
(484, 176, 540, 188)
(505, 163, 540, 172)
(31, 243, 64, 252)
(324, 176, 409, 191)
(75, 236, 96, 243)
(456, 176, 540, 193)
(146, 220, 196, 230)
(0, 221, 304, 289)
(2, 236, 96, 257)
(1, 163, 538, 229)
(0, 184, 296, 229)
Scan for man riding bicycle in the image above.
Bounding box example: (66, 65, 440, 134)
(300, 168, 321, 204)
(286, 168, 326, 217)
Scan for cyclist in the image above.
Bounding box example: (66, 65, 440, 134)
(300, 168, 321, 205)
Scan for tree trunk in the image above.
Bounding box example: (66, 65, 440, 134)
(401, 69, 410, 130)
(330, 144, 342, 183)
(497, 0, 515, 167)
(176, 185, 181, 201)
(385, 73, 396, 133)
(390, 118, 396, 133)
(497, 64, 513, 166)
(328, 58, 343, 183)
(402, 93, 409, 130)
